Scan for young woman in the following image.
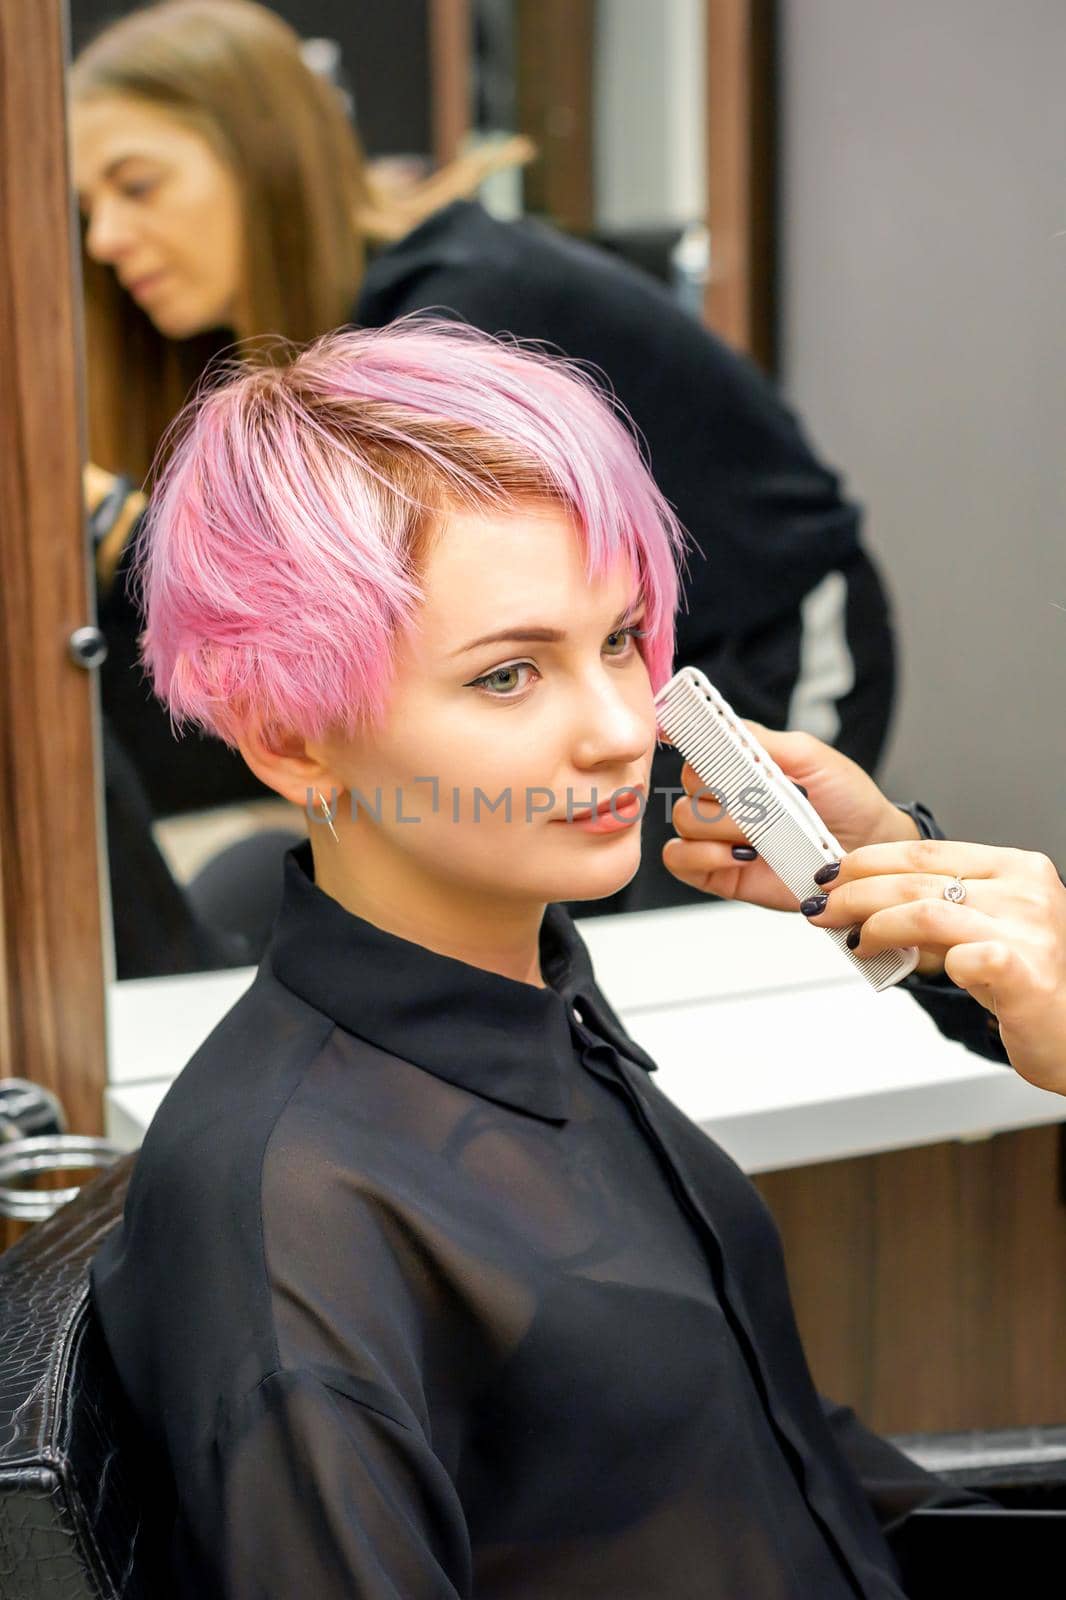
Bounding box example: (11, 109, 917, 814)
(71, 0, 898, 914)
(90, 318, 979, 1600)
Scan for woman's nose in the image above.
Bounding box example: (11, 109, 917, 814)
(84, 197, 136, 265)
(569, 672, 652, 771)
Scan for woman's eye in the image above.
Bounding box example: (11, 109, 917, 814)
(471, 663, 537, 698)
(122, 180, 157, 200)
(605, 624, 648, 655)
(468, 624, 647, 700)
(467, 624, 646, 700)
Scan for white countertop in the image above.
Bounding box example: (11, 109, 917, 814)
(105, 900, 1064, 1173)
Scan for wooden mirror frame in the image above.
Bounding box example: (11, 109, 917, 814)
(0, 0, 108, 1137)
(705, 0, 776, 371)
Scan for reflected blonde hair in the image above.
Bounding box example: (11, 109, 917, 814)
(71, 0, 532, 484)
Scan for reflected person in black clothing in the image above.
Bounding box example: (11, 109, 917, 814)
(93, 321, 976, 1599)
(73, 0, 897, 918)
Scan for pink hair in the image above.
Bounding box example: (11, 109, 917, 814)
(134, 317, 689, 749)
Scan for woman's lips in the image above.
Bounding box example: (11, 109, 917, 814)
(554, 788, 646, 835)
(127, 270, 169, 298)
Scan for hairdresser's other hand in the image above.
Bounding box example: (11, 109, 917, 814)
(84, 461, 116, 512)
(799, 837, 1066, 1094)
(661, 721, 918, 917)
(84, 462, 147, 588)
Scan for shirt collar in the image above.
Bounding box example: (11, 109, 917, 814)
(267, 842, 654, 1123)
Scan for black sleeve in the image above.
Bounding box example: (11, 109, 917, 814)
(215, 1368, 471, 1599)
(684, 542, 897, 775)
(820, 1397, 990, 1535)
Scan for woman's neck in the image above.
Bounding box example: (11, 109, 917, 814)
(310, 836, 547, 988)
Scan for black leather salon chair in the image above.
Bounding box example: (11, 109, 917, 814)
(1, 1159, 1064, 1598)
(0, 1157, 170, 1598)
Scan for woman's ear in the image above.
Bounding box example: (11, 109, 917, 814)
(235, 725, 340, 813)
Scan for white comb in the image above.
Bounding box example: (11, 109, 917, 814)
(654, 666, 919, 992)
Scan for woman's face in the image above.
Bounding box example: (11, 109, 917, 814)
(314, 503, 659, 913)
(71, 95, 244, 339)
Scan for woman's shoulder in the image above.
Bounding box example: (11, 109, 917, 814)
(91, 972, 421, 1381)
(98, 969, 336, 1307)
(355, 198, 683, 331)
(137, 965, 335, 1169)
(122, 964, 462, 1257)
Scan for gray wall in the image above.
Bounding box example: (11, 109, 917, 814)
(779, 0, 1066, 860)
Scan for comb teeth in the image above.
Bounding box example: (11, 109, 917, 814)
(655, 680, 834, 891)
(655, 669, 919, 992)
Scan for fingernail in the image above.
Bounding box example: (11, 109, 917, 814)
(793, 782, 809, 798)
(732, 845, 758, 861)
(813, 861, 840, 885)
(800, 893, 828, 916)
(846, 926, 861, 950)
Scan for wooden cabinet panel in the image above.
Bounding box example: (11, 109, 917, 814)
(757, 1125, 1066, 1434)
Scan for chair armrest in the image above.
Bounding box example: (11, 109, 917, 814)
(889, 1424, 1066, 1507)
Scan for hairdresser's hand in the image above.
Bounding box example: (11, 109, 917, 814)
(84, 462, 113, 511)
(799, 838, 1066, 1094)
(85, 462, 146, 588)
(662, 725, 1066, 1089)
(661, 721, 920, 917)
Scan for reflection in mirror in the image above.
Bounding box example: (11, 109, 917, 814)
(70, 0, 716, 981)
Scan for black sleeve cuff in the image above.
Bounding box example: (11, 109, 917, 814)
(891, 798, 946, 843)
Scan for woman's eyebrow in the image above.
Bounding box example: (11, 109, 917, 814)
(452, 595, 645, 657)
(103, 154, 152, 177)
(76, 154, 158, 203)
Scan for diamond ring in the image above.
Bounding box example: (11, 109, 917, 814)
(943, 876, 967, 904)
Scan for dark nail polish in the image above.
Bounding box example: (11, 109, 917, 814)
(846, 926, 861, 950)
(732, 845, 758, 861)
(813, 861, 840, 886)
(793, 782, 809, 798)
(800, 893, 828, 917)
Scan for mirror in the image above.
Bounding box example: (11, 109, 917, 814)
(69, 0, 727, 981)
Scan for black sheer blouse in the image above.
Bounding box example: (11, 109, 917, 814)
(92, 842, 972, 1598)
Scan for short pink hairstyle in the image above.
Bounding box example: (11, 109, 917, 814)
(134, 318, 689, 749)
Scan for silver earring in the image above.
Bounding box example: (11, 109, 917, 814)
(318, 791, 340, 844)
